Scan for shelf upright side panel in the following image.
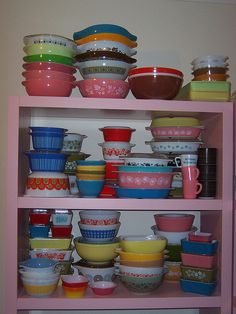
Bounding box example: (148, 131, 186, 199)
(220, 103, 234, 314)
(5, 97, 21, 314)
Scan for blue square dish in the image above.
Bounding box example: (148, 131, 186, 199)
(181, 239, 218, 256)
(180, 279, 217, 296)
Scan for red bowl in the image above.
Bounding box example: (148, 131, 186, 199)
(29, 212, 51, 225)
(61, 275, 89, 288)
(22, 61, 77, 74)
(22, 79, 74, 96)
(154, 214, 195, 232)
(51, 224, 72, 238)
(90, 281, 117, 295)
(99, 126, 136, 142)
(128, 67, 183, 100)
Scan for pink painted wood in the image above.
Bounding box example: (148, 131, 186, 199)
(5, 96, 234, 314)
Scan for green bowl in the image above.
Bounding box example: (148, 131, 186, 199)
(23, 54, 76, 66)
(120, 274, 163, 294)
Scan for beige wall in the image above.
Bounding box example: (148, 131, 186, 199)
(1, 0, 236, 313)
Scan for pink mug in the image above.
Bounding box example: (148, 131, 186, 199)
(182, 166, 200, 181)
(183, 180, 202, 199)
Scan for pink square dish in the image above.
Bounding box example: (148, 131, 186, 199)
(181, 252, 217, 269)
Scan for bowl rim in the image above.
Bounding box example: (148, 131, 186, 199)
(128, 67, 183, 77)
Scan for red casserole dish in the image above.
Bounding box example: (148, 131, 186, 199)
(51, 224, 72, 238)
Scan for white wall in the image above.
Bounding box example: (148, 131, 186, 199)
(1, 0, 236, 313)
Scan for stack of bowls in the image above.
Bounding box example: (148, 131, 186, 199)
(152, 213, 195, 282)
(115, 164, 174, 199)
(25, 126, 70, 197)
(62, 132, 88, 195)
(61, 274, 89, 298)
(98, 126, 136, 186)
(75, 160, 106, 198)
(191, 55, 229, 82)
(128, 67, 183, 99)
(19, 258, 60, 297)
(180, 233, 218, 295)
(73, 24, 137, 98)
(73, 210, 121, 283)
(117, 235, 167, 294)
(145, 116, 204, 198)
(22, 34, 77, 96)
(29, 209, 51, 239)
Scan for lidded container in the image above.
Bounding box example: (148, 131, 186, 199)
(52, 209, 73, 226)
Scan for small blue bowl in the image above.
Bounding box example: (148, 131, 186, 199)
(117, 165, 173, 173)
(73, 24, 137, 41)
(19, 258, 57, 269)
(181, 239, 218, 256)
(25, 151, 67, 172)
(30, 131, 66, 151)
(115, 187, 171, 199)
(76, 160, 106, 166)
(29, 224, 50, 238)
(180, 279, 217, 296)
(76, 179, 105, 198)
(29, 127, 68, 133)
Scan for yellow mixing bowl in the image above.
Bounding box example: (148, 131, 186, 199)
(23, 283, 57, 296)
(74, 33, 137, 48)
(118, 250, 164, 262)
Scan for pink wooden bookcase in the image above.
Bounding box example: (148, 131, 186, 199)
(5, 96, 234, 314)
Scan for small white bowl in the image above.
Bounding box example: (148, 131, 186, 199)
(151, 225, 198, 244)
(79, 210, 120, 225)
(98, 141, 135, 160)
(62, 133, 87, 153)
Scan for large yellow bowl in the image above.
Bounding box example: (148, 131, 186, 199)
(29, 237, 72, 249)
(119, 235, 167, 254)
(74, 237, 119, 262)
(23, 283, 58, 297)
(74, 33, 137, 48)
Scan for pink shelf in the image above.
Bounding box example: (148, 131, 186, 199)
(17, 282, 222, 310)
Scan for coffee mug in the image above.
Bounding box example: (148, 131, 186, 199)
(182, 180, 202, 199)
(181, 166, 200, 181)
(175, 154, 198, 167)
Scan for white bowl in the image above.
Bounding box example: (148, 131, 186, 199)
(151, 225, 198, 244)
(77, 59, 135, 80)
(23, 33, 77, 51)
(25, 172, 70, 197)
(73, 263, 117, 283)
(29, 248, 73, 261)
(76, 40, 137, 57)
(119, 264, 164, 277)
(123, 156, 170, 167)
(79, 210, 121, 225)
(146, 140, 203, 154)
(78, 222, 121, 243)
(98, 141, 135, 160)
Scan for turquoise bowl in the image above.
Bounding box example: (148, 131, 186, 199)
(117, 165, 173, 173)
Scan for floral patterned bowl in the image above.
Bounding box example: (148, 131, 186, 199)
(74, 78, 130, 99)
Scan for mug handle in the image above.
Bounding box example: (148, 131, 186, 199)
(196, 182, 203, 194)
(195, 168, 200, 180)
(174, 157, 181, 168)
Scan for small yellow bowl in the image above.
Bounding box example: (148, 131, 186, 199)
(74, 33, 137, 48)
(63, 285, 87, 298)
(76, 173, 105, 180)
(23, 283, 58, 296)
(76, 165, 106, 172)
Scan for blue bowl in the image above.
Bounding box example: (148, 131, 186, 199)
(117, 165, 174, 173)
(76, 179, 105, 198)
(30, 132, 66, 151)
(29, 127, 68, 133)
(73, 24, 137, 41)
(29, 224, 50, 238)
(180, 279, 217, 296)
(25, 151, 67, 172)
(115, 187, 171, 199)
(76, 160, 106, 166)
(19, 258, 57, 269)
(181, 239, 218, 256)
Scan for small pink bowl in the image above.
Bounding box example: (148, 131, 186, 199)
(22, 70, 76, 82)
(154, 213, 195, 232)
(74, 78, 130, 98)
(23, 62, 77, 74)
(22, 79, 74, 96)
(90, 281, 117, 295)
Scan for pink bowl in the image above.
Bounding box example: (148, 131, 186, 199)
(90, 281, 117, 295)
(146, 126, 203, 140)
(23, 62, 77, 74)
(74, 78, 130, 98)
(154, 214, 195, 232)
(22, 79, 74, 96)
(22, 70, 76, 82)
(118, 171, 173, 189)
